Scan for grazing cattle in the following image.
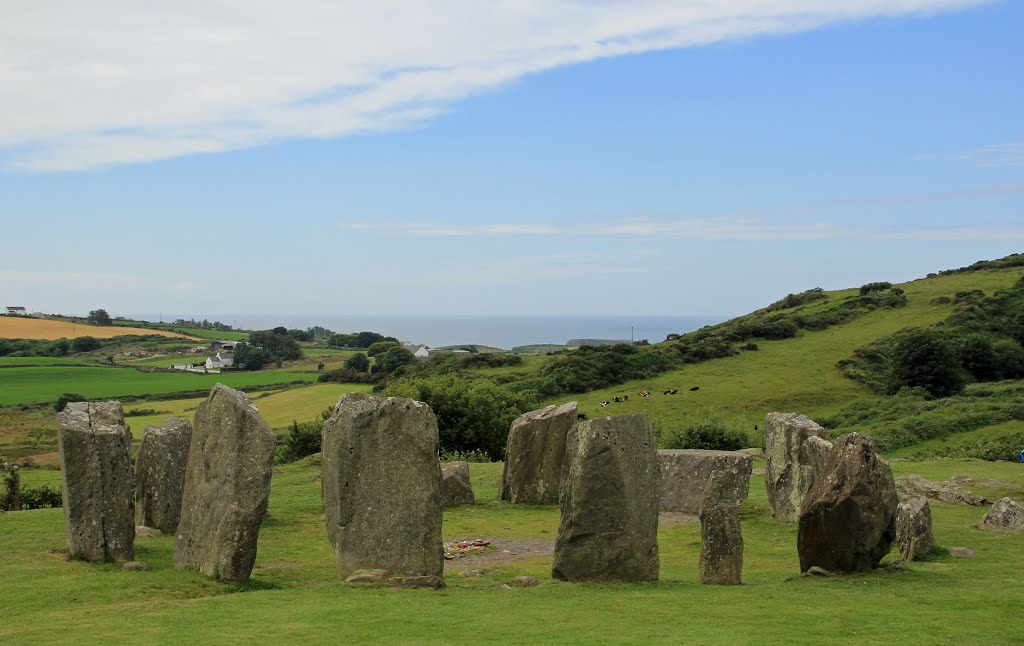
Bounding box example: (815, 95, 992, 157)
(600, 401, 610, 407)
(664, 389, 678, 395)
(624, 395, 629, 401)
(689, 386, 700, 392)
(577, 413, 588, 420)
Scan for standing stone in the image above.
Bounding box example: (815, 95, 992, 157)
(57, 401, 135, 562)
(441, 461, 474, 506)
(552, 413, 660, 582)
(699, 468, 744, 585)
(500, 402, 577, 504)
(764, 413, 829, 523)
(980, 497, 1024, 534)
(797, 433, 898, 573)
(135, 416, 192, 533)
(322, 393, 443, 579)
(659, 449, 752, 513)
(174, 385, 276, 582)
(895, 497, 935, 562)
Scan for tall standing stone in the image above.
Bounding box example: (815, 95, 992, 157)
(322, 393, 443, 580)
(552, 413, 660, 582)
(501, 402, 577, 504)
(797, 433, 898, 573)
(895, 497, 935, 562)
(659, 449, 752, 513)
(174, 385, 276, 582)
(699, 468, 744, 585)
(765, 413, 829, 523)
(441, 461, 475, 506)
(135, 416, 192, 533)
(57, 401, 135, 562)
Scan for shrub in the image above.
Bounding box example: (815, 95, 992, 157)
(345, 352, 370, 372)
(53, 392, 86, 412)
(278, 408, 332, 463)
(860, 281, 893, 295)
(660, 410, 751, 451)
(889, 328, 966, 397)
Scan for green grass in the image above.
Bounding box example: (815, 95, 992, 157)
(0, 357, 94, 367)
(890, 420, 1024, 457)
(1, 459, 1021, 644)
(0, 365, 320, 405)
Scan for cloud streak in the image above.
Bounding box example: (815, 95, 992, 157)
(956, 141, 1024, 168)
(0, 0, 985, 171)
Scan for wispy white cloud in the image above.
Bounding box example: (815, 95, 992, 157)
(595, 218, 854, 240)
(0, 0, 985, 171)
(341, 222, 560, 237)
(956, 141, 1024, 168)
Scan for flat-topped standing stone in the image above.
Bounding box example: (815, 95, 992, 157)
(798, 433, 898, 573)
(501, 402, 577, 504)
(552, 413, 660, 582)
(895, 497, 935, 562)
(323, 393, 443, 579)
(699, 468, 744, 585)
(58, 401, 135, 562)
(659, 449, 752, 513)
(174, 385, 276, 582)
(441, 461, 474, 506)
(135, 416, 192, 533)
(765, 413, 829, 523)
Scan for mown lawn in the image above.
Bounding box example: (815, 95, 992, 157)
(2, 459, 1022, 644)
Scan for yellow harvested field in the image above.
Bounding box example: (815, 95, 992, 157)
(0, 317, 195, 340)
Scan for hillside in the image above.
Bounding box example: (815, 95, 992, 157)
(0, 316, 196, 340)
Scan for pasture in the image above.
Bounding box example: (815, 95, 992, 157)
(1, 458, 1022, 644)
(0, 316, 194, 340)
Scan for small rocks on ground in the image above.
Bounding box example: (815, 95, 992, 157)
(801, 566, 834, 577)
(511, 575, 541, 587)
(494, 583, 512, 590)
(135, 526, 162, 538)
(445, 539, 491, 560)
(948, 547, 976, 558)
(122, 561, 150, 572)
(459, 569, 497, 578)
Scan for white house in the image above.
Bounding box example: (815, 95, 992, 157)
(5, 306, 28, 316)
(412, 345, 432, 360)
(205, 352, 234, 370)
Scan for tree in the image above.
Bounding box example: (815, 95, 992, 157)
(955, 334, 999, 382)
(53, 393, 86, 412)
(889, 328, 966, 398)
(372, 346, 415, 374)
(366, 341, 400, 357)
(344, 352, 370, 372)
(70, 336, 101, 352)
(87, 309, 112, 326)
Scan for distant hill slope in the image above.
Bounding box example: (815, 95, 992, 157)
(0, 316, 196, 341)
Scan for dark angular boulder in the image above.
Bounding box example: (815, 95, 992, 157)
(895, 497, 935, 562)
(552, 413, 660, 582)
(441, 461, 474, 506)
(322, 393, 443, 579)
(699, 468, 744, 585)
(500, 402, 577, 504)
(797, 433, 898, 573)
(57, 401, 135, 562)
(173, 385, 276, 582)
(765, 413, 829, 523)
(135, 416, 192, 533)
(659, 449, 752, 513)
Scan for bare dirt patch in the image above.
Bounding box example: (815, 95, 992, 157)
(444, 538, 555, 570)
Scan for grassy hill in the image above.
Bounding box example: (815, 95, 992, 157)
(0, 316, 196, 340)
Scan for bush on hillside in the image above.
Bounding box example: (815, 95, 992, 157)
(53, 393, 86, 412)
(279, 408, 332, 463)
(660, 410, 753, 451)
(761, 288, 827, 313)
(889, 328, 966, 397)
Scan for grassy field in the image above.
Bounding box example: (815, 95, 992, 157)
(2, 458, 1022, 644)
(0, 317, 196, 340)
(112, 321, 250, 341)
(0, 365, 320, 406)
(0, 357, 93, 367)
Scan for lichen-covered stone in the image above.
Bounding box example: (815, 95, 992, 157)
(764, 413, 829, 523)
(980, 497, 1024, 534)
(441, 461, 474, 506)
(135, 416, 192, 533)
(797, 433, 898, 573)
(552, 413, 660, 582)
(57, 401, 135, 562)
(501, 402, 577, 504)
(173, 385, 276, 582)
(896, 474, 989, 506)
(659, 449, 752, 513)
(699, 468, 744, 585)
(322, 393, 443, 579)
(895, 497, 935, 562)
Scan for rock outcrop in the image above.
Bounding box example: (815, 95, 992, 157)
(174, 385, 276, 582)
(552, 413, 660, 582)
(895, 474, 989, 506)
(322, 393, 444, 580)
(698, 468, 744, 585)
(659, 449, 751, 513)
(764, 413, 829, 523)
(895, 497, 935, 562)
(441, 461, 474, 506)
(500, 402, 577, 504)
(980, 497, 1024, 534)
(135, 416, 192, 533)
(797, 433, 898, 573)
(57, 401, 135, 562)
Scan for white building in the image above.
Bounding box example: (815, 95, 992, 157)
(5, 306, 28, 315)
(205, 352, 234, 370)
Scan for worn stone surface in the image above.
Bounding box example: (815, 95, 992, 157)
(764, 413, 829, 523)
(173, 385, 276, 582)
(323, 393, 443, 579)
(441, 461, 475, 506)
(803, 436, 834, 479)
(387, 575, 444, 589)
(135, 526, 162, 538)
(980, 497, 1024, 534)
(801, 566, 834, 577)
(895, 497, 935, 562)
(698, 468, 744, 585)
(895, 474, 989, 506)
(345, 569, 390, 584)
(500, 401, 577, 504)
(57, 401, 135, 563)
(511, 575, 541, 587)
(552, 413, 660, 582)
(135, 416, 192, 533)
(659, 449, 752, 513)
(948, 547, 975, 558)
(121, 561, 150, 572)
(797, 433, 898, 573)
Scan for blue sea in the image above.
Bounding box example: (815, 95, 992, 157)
(143, 314, 727, 350)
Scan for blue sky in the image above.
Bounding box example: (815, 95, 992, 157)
(1, 1, 1021, 319)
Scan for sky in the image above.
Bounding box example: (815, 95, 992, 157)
(1, 0, 1022, 319)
